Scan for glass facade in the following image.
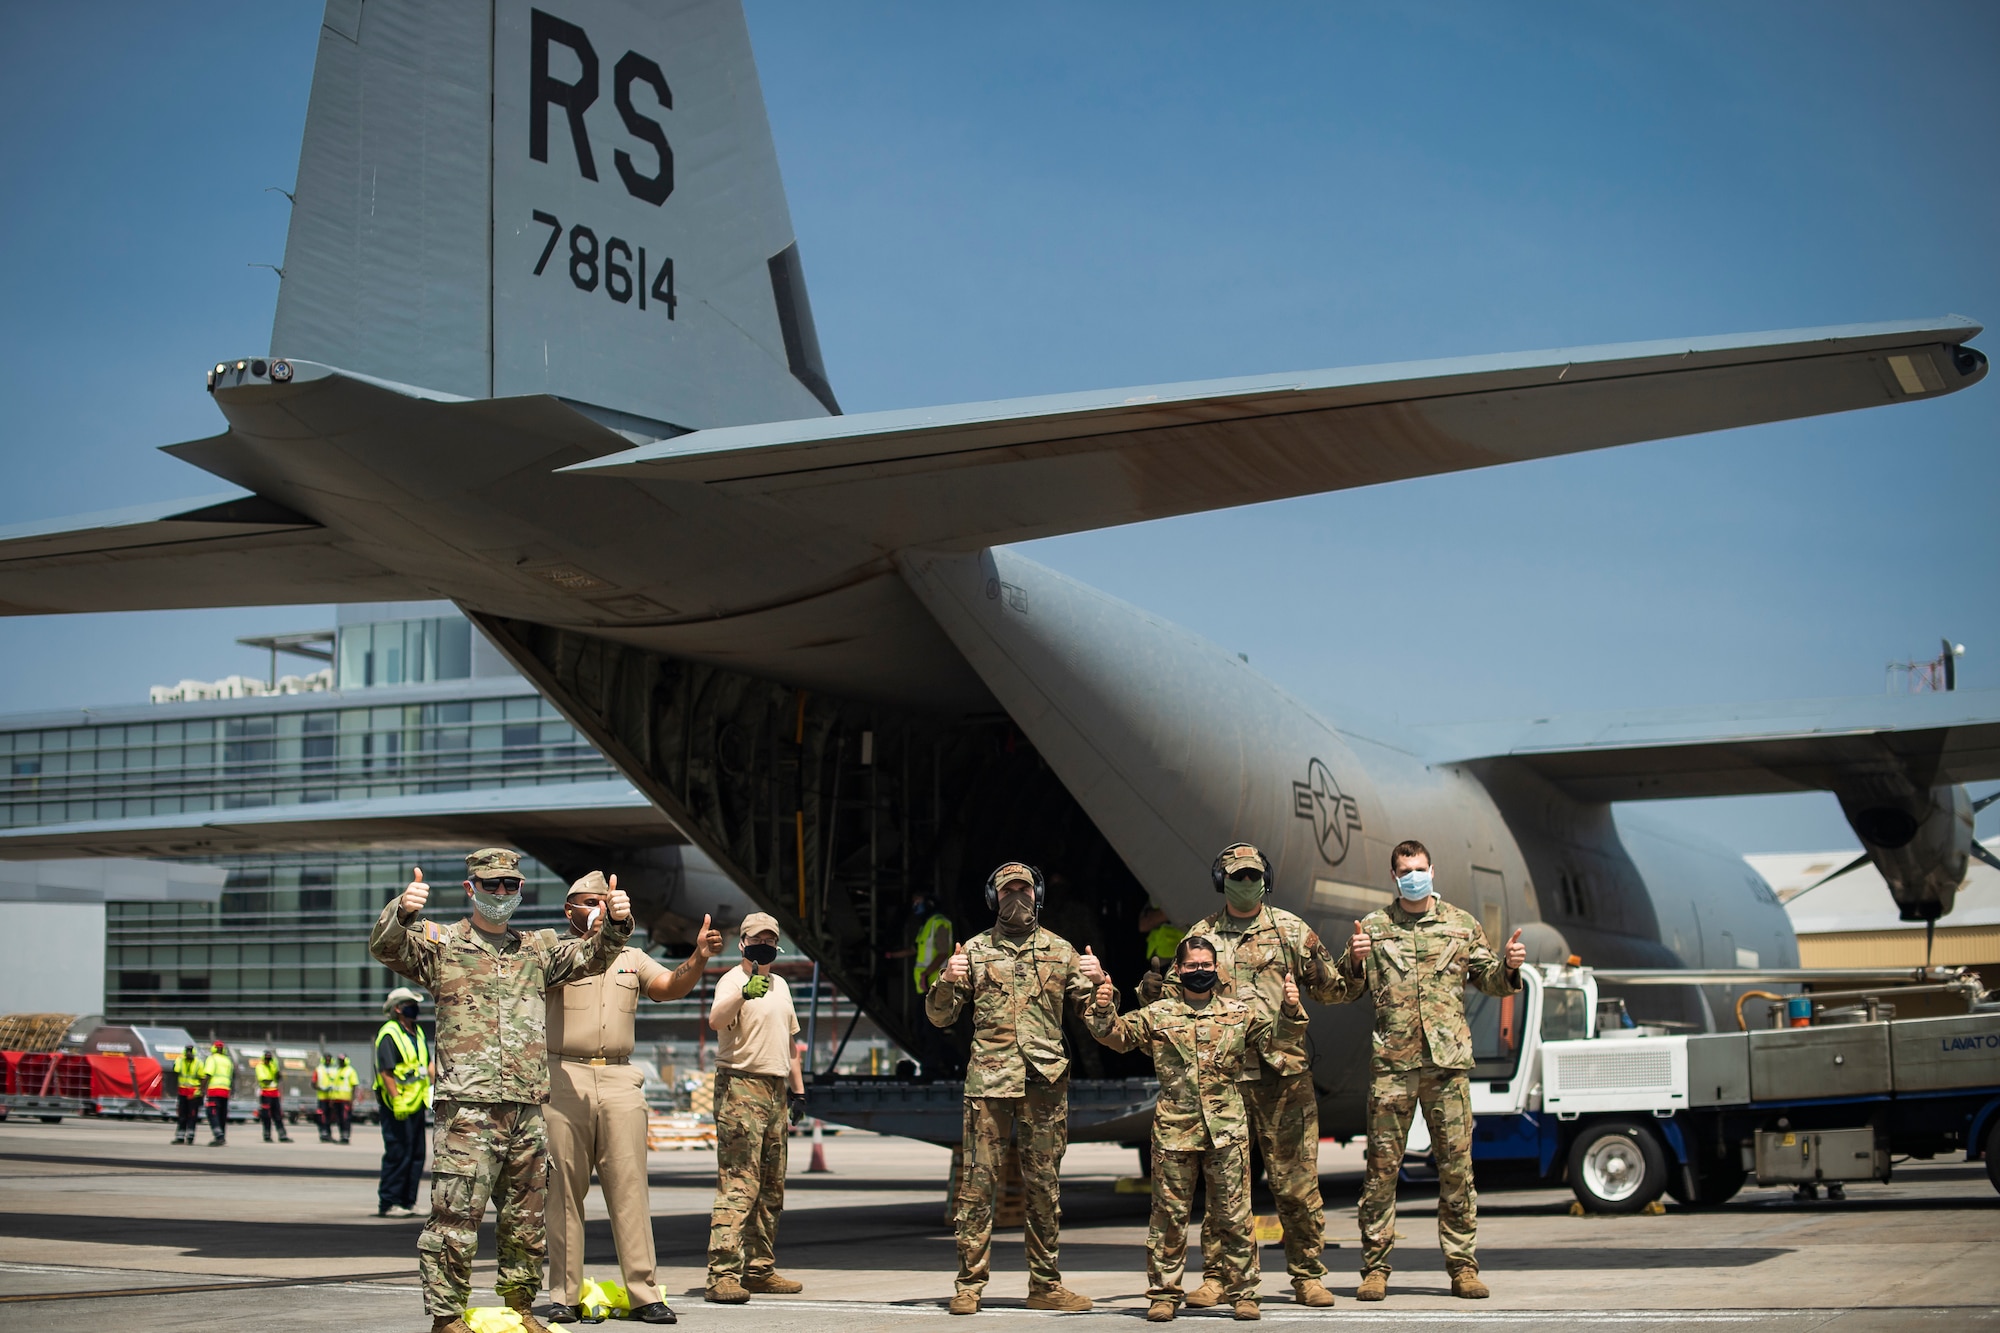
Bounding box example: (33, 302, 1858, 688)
(335, 614, 473, 690)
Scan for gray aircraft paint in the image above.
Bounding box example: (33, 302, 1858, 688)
(0, 0, 1993, 1127)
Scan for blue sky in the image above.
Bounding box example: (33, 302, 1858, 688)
(1, 2, 1995, 852)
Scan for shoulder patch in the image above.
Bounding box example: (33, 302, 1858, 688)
(423, 922, 442, 942)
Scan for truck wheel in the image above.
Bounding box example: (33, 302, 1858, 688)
(1667, 1153, 1745, 1208)
(1567, 1119, 1668, 1214)
(1986, 1117, 2000, 1196)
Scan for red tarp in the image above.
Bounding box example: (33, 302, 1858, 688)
(0, 1050, 16, 1096)
(11, 1052, 93, 1100)
(85, 1054, 163, 1102)
(0, 1053, 164, 1107)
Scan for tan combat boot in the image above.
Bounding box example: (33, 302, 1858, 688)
(430, 1318, 473, 1333)
(949, 1291, 981, 1315)
(1292, 1277, 1336, 1307)
(1184, 1278, 1226, 1308)
(1146, 1299, 1177, 1322)
(1356, 1271, 1389, 1302)
(705, 1276, 751, 1304)
(742, 1272, 804, 1294)
(1450, 1268, 1490, 1299)
(1233, 1298, 1261, 1320)
(1025, 1285, 1093, 1312)
(504, 1302, 552, 1333)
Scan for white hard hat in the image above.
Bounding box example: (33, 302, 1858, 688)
(383, 986, 424, 1013)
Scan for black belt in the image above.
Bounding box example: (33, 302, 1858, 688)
(559, 1054, 629, 1065)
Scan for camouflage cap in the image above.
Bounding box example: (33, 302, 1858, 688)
(566, 869, 609, 899)
(1218, 844, 1268, 875)
(992, 862, 1036, 890)
(466, 847, 522, 881)
(740, 911, 784, 946)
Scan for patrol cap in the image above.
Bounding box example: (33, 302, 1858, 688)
(466, 847, 522, 880)
(566, 870, 609, 900)
(991, 862, 1036, 890)
(1218, 844, 1268, 875)
(740, 911, 784, 946)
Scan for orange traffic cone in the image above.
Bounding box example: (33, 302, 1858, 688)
(807, 1118, 831, 1173)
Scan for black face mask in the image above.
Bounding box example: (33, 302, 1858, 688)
(395, 1002, 419, 1020)
(742, 942, 778, 966)
(1179, 969, 1219, 994)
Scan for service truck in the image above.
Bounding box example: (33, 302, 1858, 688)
(1402, 961, 2000, 1212)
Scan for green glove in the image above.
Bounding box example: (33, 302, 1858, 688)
(743, 973, 771, 999)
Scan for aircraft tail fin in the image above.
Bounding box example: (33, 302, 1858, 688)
(273, 0, 837, 434)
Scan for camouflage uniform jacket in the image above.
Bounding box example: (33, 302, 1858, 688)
(1088, 994, 1303, 1150)
(368, 901, 630, 1103)
(1185, 904, 1342, 1079)
(924, 926, 1105, 1098)
(1329, 897, 1519, 1071)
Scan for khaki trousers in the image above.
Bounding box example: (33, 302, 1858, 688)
(547, 1060, 661, 1306)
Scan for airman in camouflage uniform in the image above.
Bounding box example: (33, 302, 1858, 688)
(1090, 934, 1306, 1321)
(370, 849, 632, 1333)
(1327, 838, 1524, 1300)
(926, 862, 1102, 1315)
(1171, 844, 1344, 1308)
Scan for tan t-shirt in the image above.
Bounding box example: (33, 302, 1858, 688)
(546, 944, 668, 1059)
(711, 967, 799, 1077)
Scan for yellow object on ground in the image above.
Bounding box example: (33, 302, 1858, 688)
(1253, 1213, 1284, 1246)
(579, 1277, 632, 1319)
(462, 1309, 573, 1333)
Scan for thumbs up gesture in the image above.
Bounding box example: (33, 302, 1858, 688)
(1504, 926, 1526, 970)
(694, 913, 724, 961)
(943, 942, 970, 984)
(1282, 971, 1301, 1011)
(1077, 945, 1105, 985)
(400, 867, 429, 917)
(1349, 919, 1372, 959)
(607, 872, 632, 923)
(1095, 977, 1115, 1010)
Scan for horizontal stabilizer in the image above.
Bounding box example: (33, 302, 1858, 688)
(0, 481, 425, 615)
(568, 317, 1985, 551)
(1423, 689, 2000, 800)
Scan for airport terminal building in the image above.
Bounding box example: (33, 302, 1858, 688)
(0, 602, 678, 1042)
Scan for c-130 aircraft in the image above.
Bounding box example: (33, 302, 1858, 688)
(2, 0, 1995, 1136)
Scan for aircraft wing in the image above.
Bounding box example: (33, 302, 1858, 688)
(1419, 689, 2000, 801)
(0, 484, 426, 614)
(570, 317, 1987, 552)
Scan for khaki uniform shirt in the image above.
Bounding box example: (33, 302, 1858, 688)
(923, 925, 1104, 1098)
(1185, 904, 1342, 1079)
(368, 901, 630, 1103)
(711, 967, 799, 1077)
(547, 945, 668, 1060)
(1088, 993, 1301, 1151)
(1329, 897, 1519, 1071)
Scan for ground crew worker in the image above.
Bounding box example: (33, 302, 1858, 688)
(371, 849, 633, 1333)
(255, 1048, 292, 1143)
(1165, 844, 1344, 1308)
(1138, 902, 1185, 969)
(927, 861, 1101, 1315)
(375, 986, 432, 1216)
(1089, 934, 1305, 1322)
(171, 1044, 205, 1144)
(314, 1054, 337, 1141)
(201, 1040, 234, 1146)
(703, 912, 807, 1305)
(544, 870, 723, 1327)
(1329, 838, 1526, 1301)
(327, 1055, 357, 1143)
(886, 890, 955, 994)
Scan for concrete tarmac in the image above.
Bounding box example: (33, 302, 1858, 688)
(0, 1115, 1994, 1331)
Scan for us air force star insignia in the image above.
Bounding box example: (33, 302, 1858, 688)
(1292, 757, 1362, 866)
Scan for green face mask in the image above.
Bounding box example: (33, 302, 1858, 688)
(1225, 875, 1265, 912)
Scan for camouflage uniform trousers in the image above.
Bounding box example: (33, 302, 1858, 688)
(707, 1069, 789, 1285)
(1358, 1063, 1477, 1276)
(1199, 1066, 1326, 1282)
(420, 1100, 549, 1317)
(1150, 1137, 1257, 1304)
(954, 1075, 1069, 1296)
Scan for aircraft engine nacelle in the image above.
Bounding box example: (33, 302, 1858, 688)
(1835, 783, 1975, 921)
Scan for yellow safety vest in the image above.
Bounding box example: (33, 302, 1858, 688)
(202, 1052, 233, 1094)
(255, 1058, 281, 1091)
(373, 1020, 429, 1118)
(331, 1064, 358, 1100)
(314, 1063, 336, 1096)
(174, 1052, 204, 1093)
(913, 913, 953, 993)
(1144, 922, 1187, 965)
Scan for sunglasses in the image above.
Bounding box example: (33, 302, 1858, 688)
(476, 878, 525, 893)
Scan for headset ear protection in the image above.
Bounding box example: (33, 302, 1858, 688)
(984, 862, 1047, 913)
(1210, 844, 1273, 895)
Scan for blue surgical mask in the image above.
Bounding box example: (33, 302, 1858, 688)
(1395, 868, 1434, 902)
(470, 885, 522, 924)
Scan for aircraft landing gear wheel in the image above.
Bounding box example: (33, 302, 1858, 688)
(1567, 1119, 1668, 1214)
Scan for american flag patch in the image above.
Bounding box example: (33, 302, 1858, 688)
(424, 922, 443, 942)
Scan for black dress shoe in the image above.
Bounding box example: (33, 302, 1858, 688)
(544, 1303, 582, 1323)
(629, 1303, 677, 1325)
